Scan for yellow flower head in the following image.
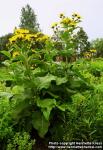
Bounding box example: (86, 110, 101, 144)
(72, 12, 81, 19)
(51, 22, 58, 28)
(36, 35, 49, 42)
(60, 17, 72, 25)
(9, 35, 20, 43)
(84, 52, 91, 58)
(70, 21, 77, 27)
(12, 51, 20, 58)
(36, 32, 43, 36)
(14, 28, 30, 34)
(59, 13, 65, 18)
(89, 49, 96, 53)
(24, 34, 30, 41)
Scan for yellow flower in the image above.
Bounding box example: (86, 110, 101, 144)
(84, 52, 91, 58)
(9, 33, 27, 43)
(30, 34, 38, 38)
(51, 22, 58, 28)
(18, 34, 25, 39)
(25, 34, 34, 41)
(42, 35, 49, 40)
(12, 51, 20, 58)
(89, 49, 96, 53)
(36, 32, 43, 36)
(70, 21, 77, 27)
(72, 12, 81, 19)
(60, 17, 72, 25)
(9, 35, 20, 43)
(9, 28, 49, 44)
(36, 35, 49, 42)
(14, 28, 29, 34)
(59, 13, 65, 18)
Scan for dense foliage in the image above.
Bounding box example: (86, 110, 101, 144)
(19, 4, 40, 32)
(0, 12, 103, 150)
(91, 38, 103, 57)
(0, 33, 12, 65)
(74, 27, 90, 57)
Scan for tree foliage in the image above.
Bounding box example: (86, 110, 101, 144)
(91, 38, 103, 57)
(19, 4, 40, 32)
(0, 33, 12, 51)
(74, 27, 90, 56)
(0, 33, 12, 65)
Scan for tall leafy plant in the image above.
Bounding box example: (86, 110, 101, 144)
(1, 12, 103, 149)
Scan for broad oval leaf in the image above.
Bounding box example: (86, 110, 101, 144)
(37, 99, 56, 120)
(32, 111, 49, 138)
(1, 51, 11, 58)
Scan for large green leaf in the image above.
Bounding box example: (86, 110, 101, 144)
(56, 102, 71, 111)
(37, 99, 56, 120)
(59, 49, 73, 57)
(37, 74, 68, 90)
(0, 92, 13, 99)
(1, 50, 11, 58)
(37, 74, 55, 90)
(32, 111, 49, 138)
(46, 91, 59, 99)
(12, 85, 24, 94)
(11, 98, 29, 122)
(0, 68, 13, 81)
(56, 77, 68, 85)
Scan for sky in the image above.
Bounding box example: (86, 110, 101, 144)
(0, 0, 103, 40)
